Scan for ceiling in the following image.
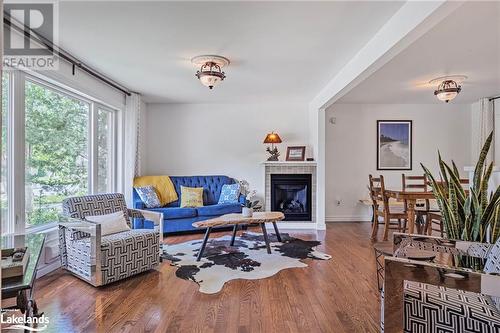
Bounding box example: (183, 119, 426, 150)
(58, 1, 404, 103)
(338, 1, 500, 104)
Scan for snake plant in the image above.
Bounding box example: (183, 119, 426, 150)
(422, 132, 500, 243)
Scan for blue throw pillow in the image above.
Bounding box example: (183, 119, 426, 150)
(135, 185, 161, 208)
(218, 183, 241, 204)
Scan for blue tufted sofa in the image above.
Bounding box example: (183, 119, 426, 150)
(132, 175, 245, 234)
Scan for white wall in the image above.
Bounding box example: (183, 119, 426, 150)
(325, 103, 472, 221)
(144, 103, 310, 199)
(493, 99, 500, 166)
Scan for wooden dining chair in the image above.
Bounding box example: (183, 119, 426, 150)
(426, 211, 444, 237)
(424, 178, 469, 236)
(369, 175, 407, 241)
(401, 174, 432, 234)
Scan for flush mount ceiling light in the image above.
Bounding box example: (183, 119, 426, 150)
(191, 55, 230, 89)
(429, 75, 467, 103)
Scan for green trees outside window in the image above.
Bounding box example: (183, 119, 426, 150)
(25, 81, 90, 226)
(1, 74, 9, 233)
(1, 74, 116, 232)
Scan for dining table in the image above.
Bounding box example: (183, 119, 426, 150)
(383, 190, 436, 234)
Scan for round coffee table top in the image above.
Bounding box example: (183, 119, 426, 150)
(193, 211, 285, 228)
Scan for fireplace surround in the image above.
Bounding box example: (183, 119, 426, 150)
(264, 161, 317, 224)
(271, 174, 312, 221)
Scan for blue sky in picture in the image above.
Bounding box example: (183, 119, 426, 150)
(380, 123, 409, 144)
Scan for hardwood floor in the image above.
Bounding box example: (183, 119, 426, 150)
(33, 222, 385, 333)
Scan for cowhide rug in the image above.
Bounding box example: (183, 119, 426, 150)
(162, 232, 331, 294)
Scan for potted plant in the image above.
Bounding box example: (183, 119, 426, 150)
(239, 180, 262, 217)
(422, 132, 499, 244)
(422, 132, 499, 270)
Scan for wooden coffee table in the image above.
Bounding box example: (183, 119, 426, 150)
(192, 211, 285, 261)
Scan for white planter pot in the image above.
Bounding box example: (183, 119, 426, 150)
(242, 207, 253, 217)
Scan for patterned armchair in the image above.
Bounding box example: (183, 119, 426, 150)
(58, 193, 163, 286)
(382, 233, 500, 333)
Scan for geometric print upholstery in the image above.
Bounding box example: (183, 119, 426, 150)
(381, 236, 500, 332)
(59, 193, 161, 286)
(100, 229, 159, 284)
(485, 237, 500, 274)
(467, 242, 493, 258)
(485, 237, 500, 312)
(59, 228, 93, 280)
(394, 238, 465, 257)
(62, 193, 131, 224)
(404, 281, 500, 333)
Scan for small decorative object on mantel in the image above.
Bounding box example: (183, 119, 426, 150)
(2, 247, 29, 279)
(239, 180, 262, 217)
(286, 146, 306, 161)
(306, 157, 314, 162)
(263, 132, 282, 161)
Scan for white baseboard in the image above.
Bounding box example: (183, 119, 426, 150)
(36, 260, 61, 278)
(264, 222, 317, 230)
(325, 215, 371, 222)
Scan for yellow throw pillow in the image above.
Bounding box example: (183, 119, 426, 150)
(180, 186, 204, 208)
(133, 176, 178, 206)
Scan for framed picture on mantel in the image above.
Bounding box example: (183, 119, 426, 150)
(286, 146, 306, 161)
(377, 120, 412, 170)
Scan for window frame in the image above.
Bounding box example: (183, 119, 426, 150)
(92, 104, 117, 194)
(2, 70, 121, 234)
(2, 72, 14, 235)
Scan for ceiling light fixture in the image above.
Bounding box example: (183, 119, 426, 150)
(191, 55, 230, 89)
(429, 75, 467, 103)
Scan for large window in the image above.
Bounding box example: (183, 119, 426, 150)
(25, 81, 90, 227)
(1, 72, 119, 233)
(97, 107, 114, 193)
(1, 73, 10, 234)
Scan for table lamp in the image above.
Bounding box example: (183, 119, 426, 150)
(263, 132, 282, 161)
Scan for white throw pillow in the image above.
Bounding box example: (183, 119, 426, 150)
(86, 211, 130, 236)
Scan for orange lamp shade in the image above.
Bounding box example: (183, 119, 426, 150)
(263, 132, 282, 144)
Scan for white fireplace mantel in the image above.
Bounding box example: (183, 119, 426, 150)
(261, 161, 317, 167)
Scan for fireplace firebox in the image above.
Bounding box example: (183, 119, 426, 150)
(270, 174, 312, 221)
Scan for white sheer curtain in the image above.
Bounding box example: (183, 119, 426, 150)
(123, 93, 142, 205)
(494, 99, 500, 166)
(471, 97, 495, 165)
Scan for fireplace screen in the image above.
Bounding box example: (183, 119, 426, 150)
(271, 174, 312, 221)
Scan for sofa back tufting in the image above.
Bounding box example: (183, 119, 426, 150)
(132, 175, 244, 233)
(134, 175, 238, 207)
